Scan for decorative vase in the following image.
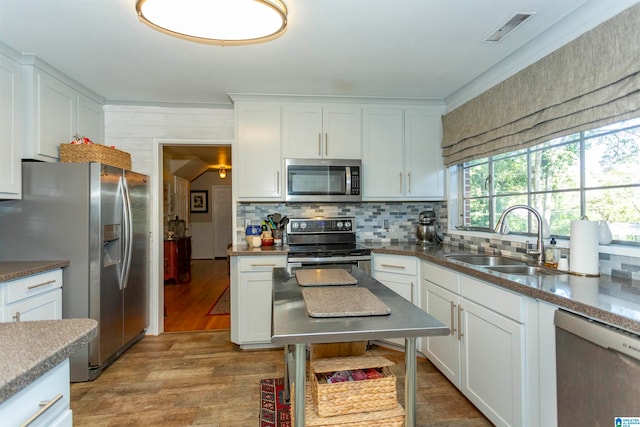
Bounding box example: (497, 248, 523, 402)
(598, 220, 612, 245)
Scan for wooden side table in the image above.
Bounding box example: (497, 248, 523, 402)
(164, 237, 191, 283)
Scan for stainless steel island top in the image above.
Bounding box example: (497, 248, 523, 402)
(271, 266, 449, 426)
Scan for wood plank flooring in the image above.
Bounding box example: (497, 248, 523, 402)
(72, 259, 491, 425)
(164, 259, 230, 332)
(70, 330, 492, 426)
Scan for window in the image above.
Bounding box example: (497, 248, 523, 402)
(461, 117, 640, 243)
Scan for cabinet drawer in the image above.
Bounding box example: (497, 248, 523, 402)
(373, 254, 417, 275)
(421, 261, 459, 293)
(5, 269, 63, 304)
(460, 274, 524, 322)
(238, 256, 286, 272)
(0, 360, 70, 427)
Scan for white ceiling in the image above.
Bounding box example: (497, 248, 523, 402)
(0, 0, 635, 109)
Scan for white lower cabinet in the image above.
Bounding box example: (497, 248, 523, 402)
(372, 254, 418, 346)
(1, 269, 63, 322)
(230, 255, 287, 346)
(421, 260, 536, 427)
(0, 359, 72, 427)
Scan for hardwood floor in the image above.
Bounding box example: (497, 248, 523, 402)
(164, 259, 231, 332)
(70, 330, 492, 426)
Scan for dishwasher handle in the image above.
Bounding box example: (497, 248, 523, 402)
(554, 310, 640, 361)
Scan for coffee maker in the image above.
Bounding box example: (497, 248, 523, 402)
(417, 210, 441, 246)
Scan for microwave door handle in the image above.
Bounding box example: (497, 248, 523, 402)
(345, 166, 352, 195)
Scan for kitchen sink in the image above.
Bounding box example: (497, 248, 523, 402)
(484, 265, 562, 275)
(445, 254, 527, 266)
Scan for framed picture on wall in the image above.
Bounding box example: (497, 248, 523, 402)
(190, 190, 208, 213)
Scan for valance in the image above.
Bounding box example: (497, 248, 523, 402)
(441, 3, 640, 167)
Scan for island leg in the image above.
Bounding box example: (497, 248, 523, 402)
(294, 343, 306, 426)
(405, 336, 417, 427)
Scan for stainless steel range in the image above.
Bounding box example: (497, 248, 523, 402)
(286, 217, 371, 273)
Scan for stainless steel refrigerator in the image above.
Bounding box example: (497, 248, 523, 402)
(0, 162, 149, 382)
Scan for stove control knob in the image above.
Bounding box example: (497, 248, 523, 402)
(344, 221, 352, 230)
(336, 221, 343, 229)
(300, 222, 307, 230)
(291, 222, 299, 230)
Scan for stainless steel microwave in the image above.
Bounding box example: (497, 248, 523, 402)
(285, 159, 362, 202)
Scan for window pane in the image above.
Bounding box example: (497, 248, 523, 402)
(493, 154, 527, 195)
(465, 198, 489, 228)
(495, 195, 528, 232)
(586, 187, 640, 242)
(530, 142, 580, 191)
(585, 127, 640, 188)
(464, 163, 489, 197)
(532, 191, 580, 236)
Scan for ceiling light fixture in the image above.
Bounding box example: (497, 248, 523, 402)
(135, 0, 288, 46)
(218, 167, 227, 179)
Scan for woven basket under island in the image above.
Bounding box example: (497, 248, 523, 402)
(292, 355, 405, 426)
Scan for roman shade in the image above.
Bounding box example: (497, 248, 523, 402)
(441, 3, 640, 167)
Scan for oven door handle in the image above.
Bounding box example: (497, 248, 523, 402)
(287, 255, 372, 264)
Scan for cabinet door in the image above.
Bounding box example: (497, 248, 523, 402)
(282, 104, 323, 158)
(362, 108, 404, 199)
(0, 53, 22, 199)
(33, 71, 77, 161)
(421, 281, 460, 388)
(235, 103, 283, 200)
(78, 94, 104, 145)
(231, 255, 286, 345)
(460, 297, 523, 427)
(404, 109, 445, 200)
(323, 105, 361, 159)
(4, 290, 62, 322)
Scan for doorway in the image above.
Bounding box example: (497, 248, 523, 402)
(162, 144, 232, 332)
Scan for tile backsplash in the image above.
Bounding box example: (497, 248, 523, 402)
(236, 201, 448, 244)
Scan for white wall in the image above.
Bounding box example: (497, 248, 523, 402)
(104, 105, 234, 335)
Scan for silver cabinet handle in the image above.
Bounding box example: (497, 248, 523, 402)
(408, 172, 412, 194)
(318, 133, 322, 156)
(250, 263, 277, 267)
(12, 312, 20, 322)
(410, 281, 414, 303)
(450, 301, 456, 337)
(276, 171, 280, 195)
(381, 264, 406, 269)
(27, 279, 56, 290)
(457, 305, 464, 341)
(399, 172, 403, 194)
(324, 132, 328, 156)
(20, 393, 63, 427)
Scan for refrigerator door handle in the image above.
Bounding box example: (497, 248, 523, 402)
(121, 176, 134, 289)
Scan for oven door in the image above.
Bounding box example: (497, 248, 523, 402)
(287, 256, 371, 275)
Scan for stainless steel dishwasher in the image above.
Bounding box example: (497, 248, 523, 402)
(555, 310, 640, 426)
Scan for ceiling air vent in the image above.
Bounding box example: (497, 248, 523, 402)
(485, 13, 533, 43)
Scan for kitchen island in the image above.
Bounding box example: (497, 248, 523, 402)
(271, 266, 449, 427)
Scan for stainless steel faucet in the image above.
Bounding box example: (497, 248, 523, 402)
(494, 205, 545, 266)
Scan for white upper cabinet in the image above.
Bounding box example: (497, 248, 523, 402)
(235, 102, 283, 200)
(22, 64, 104, 162)
(362, 105, 445, 201)
(282, 104, 361, 159)
(404, 108, 445, 199)
(362, 107, 405, 199)
(0, 51, 22, 199)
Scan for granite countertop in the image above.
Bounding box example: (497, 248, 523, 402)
(0, 318, 97, 403)
(227, 244, 289, 256)
(0, 261, 70, 282)
(368, 242, 640, 335)
(229, 241, 640, 335)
